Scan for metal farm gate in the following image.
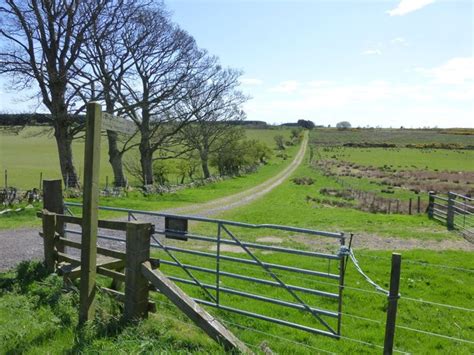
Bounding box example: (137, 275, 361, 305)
(64, 202, 348, 339)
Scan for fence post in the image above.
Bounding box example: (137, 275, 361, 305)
(417, 196, 421, 214)
(42, 211, 56, 273)
(79, 102, 103, 324)
(428, 192, 434, 218)
(4, 169, 7, 189)
(39, 172, 43, 190)
(124, 222, 152, 321)
(43, 180, 64, 253)
(383, 253, 402, 355)
(408, 198, 412, 215)
(447, 192, 455, 230)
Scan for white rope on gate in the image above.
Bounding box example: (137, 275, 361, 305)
(344, 247, 390, 295)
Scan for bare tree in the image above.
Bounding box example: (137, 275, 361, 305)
(0, 0, 111, 187)
(180, 66, 247, 178)
(79, 0, 147, 187)
(117, 8, 216, 185)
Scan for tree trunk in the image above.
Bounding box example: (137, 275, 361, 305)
(200, 151, 210, 179)
(140, 142, 154, 186)
(107, 130, 127, 187)
(54, 123, 79, 188)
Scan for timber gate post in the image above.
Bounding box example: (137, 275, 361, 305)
(79, 102, 102, 324)
(43, 179, 64, 253)
(428, 191, 435, 218)
(383, 253, 402, 355)
(41, 210, 56, 273)
(124, 222, 152, 321)
(447, 192, 455, 230)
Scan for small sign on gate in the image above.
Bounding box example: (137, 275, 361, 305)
(165, 217, 188, 241)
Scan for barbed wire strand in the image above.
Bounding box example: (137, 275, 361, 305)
(221, 319, 336, 355)
(354, 252, 474, 273)
(152, 291, 417, 354)
(395, 324, 474, 345)
(400, 296, 474, 312)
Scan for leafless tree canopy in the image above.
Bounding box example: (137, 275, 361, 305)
(0, 0, 248, 188)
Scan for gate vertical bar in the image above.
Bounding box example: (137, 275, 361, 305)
(337, 235, 345, 336)
(79, 102, 102, 324)
(216, 223, 222, 306)
(383, 253, 402, 355)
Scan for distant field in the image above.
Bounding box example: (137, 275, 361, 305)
(310, 129, 474, 200)
(0, 126, 294, 189)
(311, 127, 474, 146)
(317, 147, 474, 172)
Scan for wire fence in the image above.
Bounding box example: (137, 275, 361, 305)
(63, 202, 473, 353)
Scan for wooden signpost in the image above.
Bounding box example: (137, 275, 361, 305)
(79, 102, 135, 323)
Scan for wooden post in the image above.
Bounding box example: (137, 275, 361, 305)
(42, 211, 56, 273)
(383, 253, 402, 355)
(79, 102, 103, 324)
(124, 222, 152, 321)
(428, 191, 435, 218)
(43, 179, 64, 253)
(39, 172, 43, 190)
(417, 196, 421, 214)
(388, 200, 391, 214)
(408, 198, 412, 215)
(447, 192, 455, 230)
(4, 169, 7, 188)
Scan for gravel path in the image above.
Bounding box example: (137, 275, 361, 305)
(0, 136, 307, 271)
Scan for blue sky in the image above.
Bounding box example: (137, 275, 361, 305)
(1, 0, 472, 127)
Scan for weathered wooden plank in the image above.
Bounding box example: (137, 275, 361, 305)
(141, 262, 252, 354)
(79, 101, 102, 324)
(97, 267, 126, 283)
(57, 237, 126, 260)
(102, 112, 136, 134)
(56, 214, 128, 231)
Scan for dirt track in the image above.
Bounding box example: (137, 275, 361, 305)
(0, 136, 307, 271)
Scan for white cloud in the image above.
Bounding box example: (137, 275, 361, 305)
(240, 77, 263, 86)
(269, 80, 299, 93)
(388, 0, 435, 16)
(416, 57, 474, 84)
(243, 78, 473, 128)
(391, 37, 408, 46)
(362, 49, 382, 56)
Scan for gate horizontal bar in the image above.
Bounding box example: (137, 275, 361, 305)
(156, 229, 340, 260)
(164, 275, 338, 318)
(159, 259, 340, 299)
(194, 299, 339, 338)
(151, 242, 340, 280)
(64, 202, 344, 239)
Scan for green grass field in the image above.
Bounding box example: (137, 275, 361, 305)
(1, 127, 473, 353)
(317, 147, 474, 172)
(311, 127, 474, 146)
(0, 126, 294, 189)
